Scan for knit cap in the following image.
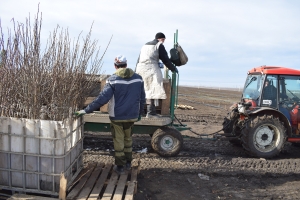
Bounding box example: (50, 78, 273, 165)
(155, 32, 166, 39)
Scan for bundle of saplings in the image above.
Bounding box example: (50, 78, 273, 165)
(0, 8, 110, 120)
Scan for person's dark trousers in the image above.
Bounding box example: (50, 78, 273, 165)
(110, 120, 134, 166)
(146, 99, 156, 115)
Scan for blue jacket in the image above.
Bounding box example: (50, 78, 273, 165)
(84, 68, 146, 121)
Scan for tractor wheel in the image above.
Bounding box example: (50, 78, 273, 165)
(151, 127, 183, 157)
(241, 115, 286, 158)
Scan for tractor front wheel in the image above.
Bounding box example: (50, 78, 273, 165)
(151, 127, 183, 157)
(241, 115, 286, 158)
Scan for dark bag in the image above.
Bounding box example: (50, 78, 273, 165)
(170, 48, 181, 66)
(170, 44, 188, 66)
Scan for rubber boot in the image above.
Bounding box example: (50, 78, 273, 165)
(113, 165, 125, 175)
(125, 161, 131, 171)
(146, 103, 160, 118)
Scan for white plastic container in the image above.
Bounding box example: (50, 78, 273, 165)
(0, 116, 83, 195)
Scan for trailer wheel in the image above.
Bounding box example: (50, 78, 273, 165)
(151, 127, 183, 157)
(241, 115, 286, 158)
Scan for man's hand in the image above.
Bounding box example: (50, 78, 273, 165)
(74, 110, 86, 117)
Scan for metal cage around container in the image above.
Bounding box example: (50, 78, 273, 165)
(0, 116, 84, 196)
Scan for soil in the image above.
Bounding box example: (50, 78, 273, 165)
(83, 86, 300, 200)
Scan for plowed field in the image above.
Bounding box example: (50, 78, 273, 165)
(83, 86, 300, 200)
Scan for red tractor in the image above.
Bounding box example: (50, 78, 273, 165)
(223, 66, 300, 158)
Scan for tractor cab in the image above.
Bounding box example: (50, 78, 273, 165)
(241, 68, 300, 134)
(224, 66, 300, 158)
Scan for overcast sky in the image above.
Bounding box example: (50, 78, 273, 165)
(1, 0, 299, 88)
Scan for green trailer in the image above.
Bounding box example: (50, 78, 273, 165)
(84, 71, 190, 157)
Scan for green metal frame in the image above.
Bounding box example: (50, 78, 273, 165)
(84, 29, 191, 134)
(169, 29, 190, 131)
(169, 70, 190, 131)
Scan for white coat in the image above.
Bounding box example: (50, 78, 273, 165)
(136, 41, 166, 99)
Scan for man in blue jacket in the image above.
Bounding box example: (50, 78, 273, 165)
(75, 55, 145, 175)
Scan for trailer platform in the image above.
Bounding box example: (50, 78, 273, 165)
(84, 112, 172, 126)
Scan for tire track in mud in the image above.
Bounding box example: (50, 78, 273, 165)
(83, 151, 300, 177)
(135, 156, 300, 176)
(83, 136, 300, 177)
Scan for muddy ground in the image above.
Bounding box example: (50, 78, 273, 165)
(83, 86, 300, 200)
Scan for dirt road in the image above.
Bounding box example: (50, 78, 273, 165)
(83, 86, 300, 200)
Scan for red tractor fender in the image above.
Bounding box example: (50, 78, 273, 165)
(248, 107, 292, 136)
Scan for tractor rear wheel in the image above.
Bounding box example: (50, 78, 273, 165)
(241, 115, 286, 158)
(151, 127, 183, 157)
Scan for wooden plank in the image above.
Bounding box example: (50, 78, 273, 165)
(161, 79, 171, 115)
(67, 165, 92, 192)
(132, 168, 138, 195)
(112, 174, 128, 200)
(124, 167, 138, 200)
(67, 163, 96, 200)
(8, 194, 57, 200)
(101, 171, 119, 200)
(59, 172, 67, 200)
(88, 163, 112, 200)
(124, 182, 135, 200)
(76, 163, 104, 200)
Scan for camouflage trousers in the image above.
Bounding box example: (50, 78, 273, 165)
(110, 121, 134, 166)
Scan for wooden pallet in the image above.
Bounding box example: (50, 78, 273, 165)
(66, 162, 138, 200)
(7, 194, 57, 200)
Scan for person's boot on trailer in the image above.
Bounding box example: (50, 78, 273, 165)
(146, 99, 161, 118)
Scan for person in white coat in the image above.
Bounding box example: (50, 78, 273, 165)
(136, 32, 178, 118)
